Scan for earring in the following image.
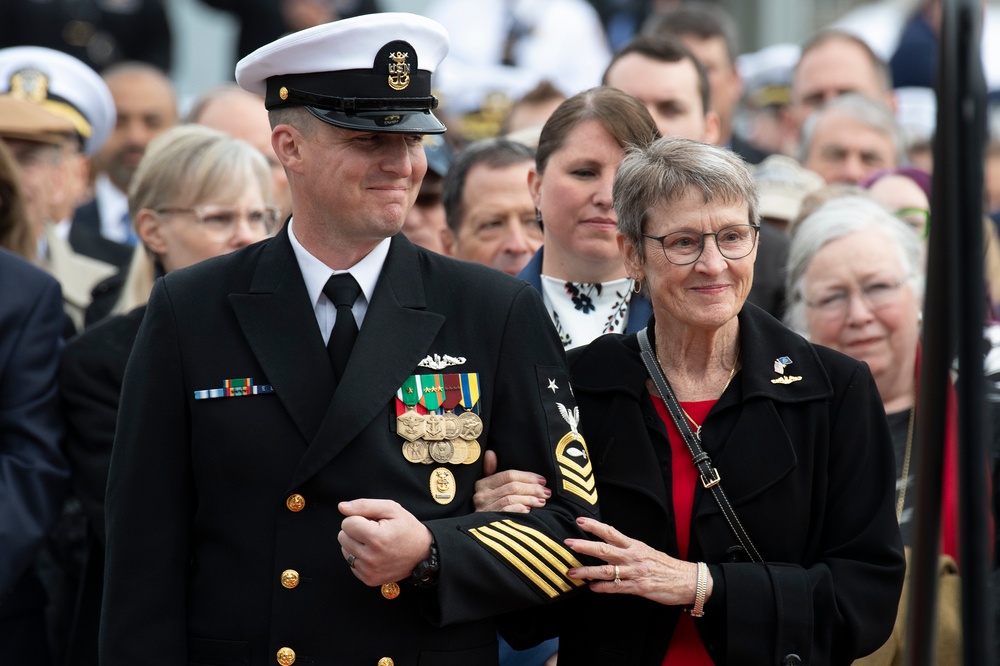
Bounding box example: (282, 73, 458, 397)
(632, 276, 642, 294)
(535, 208, 543, 226)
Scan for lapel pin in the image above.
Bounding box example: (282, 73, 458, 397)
(771, 356, 802, 384)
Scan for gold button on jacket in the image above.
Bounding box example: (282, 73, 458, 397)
(280, 569, 299, 589)
(276, 646, 295, 665)
(285, 494, 305, 512)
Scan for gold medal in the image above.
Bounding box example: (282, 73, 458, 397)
(449, 438, 469, 464)
(424, 413, 446, 441)
(462, 439, 481, 465)
(430, 467, 456, 504)
(401, 439, 429, 464)
(396, 409, 426, 442)
(429, 439, 454, 463)
(442, 412, 461, 440)
(457, 411, 483, 441)
(381, 582, 400, 599)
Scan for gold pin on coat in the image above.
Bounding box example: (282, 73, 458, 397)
(771, 355, 802, 384)
(430, 467, 455, 504)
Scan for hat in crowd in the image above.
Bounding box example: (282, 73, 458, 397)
(422, 134, 451, 176)
(737, 43, 800, 109)
(0, 96, 78, 145)
(236, 13, 449, 134)
(0, 46, 115, 155)
(752, 155, 825, 223)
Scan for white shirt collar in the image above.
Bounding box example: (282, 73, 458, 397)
(95, 174, 131, 243)
(287, 217, 391, 335)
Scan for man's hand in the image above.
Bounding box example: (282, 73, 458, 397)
(338, 499, 433, 586)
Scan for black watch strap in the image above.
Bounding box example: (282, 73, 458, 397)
(410, 537, 439, 587)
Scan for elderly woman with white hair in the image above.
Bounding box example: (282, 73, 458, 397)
(479, 139, 905, 665)
(784, 195, 970, 664)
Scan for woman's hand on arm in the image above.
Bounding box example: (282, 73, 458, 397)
(565, 516, 713, 608)
(473, 449, 551, 513)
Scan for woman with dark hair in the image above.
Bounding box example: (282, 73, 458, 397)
(517, 86, 659, 350)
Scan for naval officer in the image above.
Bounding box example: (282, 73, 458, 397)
(100, 13, 599, 666)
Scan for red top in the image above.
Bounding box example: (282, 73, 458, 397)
(652, 396, 715, 666)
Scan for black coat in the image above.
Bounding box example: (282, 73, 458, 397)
(515, 306, 905, 666)
(101, 229, 598, 665)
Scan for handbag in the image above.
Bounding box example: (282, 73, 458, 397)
(637, 327, 762, 563)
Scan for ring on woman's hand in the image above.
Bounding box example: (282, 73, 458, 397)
(347, 554, 356, 568)
(614, 565, 622, 587)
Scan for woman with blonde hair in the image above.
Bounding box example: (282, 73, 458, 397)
(57, 124, 276, 663)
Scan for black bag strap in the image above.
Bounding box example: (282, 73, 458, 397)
(637, 327, 762, 563)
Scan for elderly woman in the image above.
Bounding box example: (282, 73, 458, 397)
(518, 86, 659, 349)
(481, 138, 905, 665)
(58, 124, 275, 662)
(784, 195, 971, 664)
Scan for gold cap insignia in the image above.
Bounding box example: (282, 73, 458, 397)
(279, 86, 289, 100)
(387, 51, 410, 91)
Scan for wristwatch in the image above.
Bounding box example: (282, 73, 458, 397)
(410, 537, 439, 587)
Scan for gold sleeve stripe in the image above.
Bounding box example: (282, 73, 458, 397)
(497, 520, 584, 568)
(475, 525, 575, 592)
(556, 455, 594, 476)
(469, 528, 563, 597)
(491, 522, 585, 581)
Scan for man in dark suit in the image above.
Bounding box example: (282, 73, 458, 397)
(0, 247, 70, 663)
(101, 14, 598, 666)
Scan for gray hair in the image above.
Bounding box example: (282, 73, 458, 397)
(799, 93, 904, 165)
(784, 194, 924, 333)
(614, 136, 759, 264)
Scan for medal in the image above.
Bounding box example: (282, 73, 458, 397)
(396, 376, 426, 442)
(430, 467, 456, 504)
(449, 438, 469, 464)
(462, 439, 481, 465)
(456, 411, 483, 441)
(401, 439, 429, 464)
(429, 439, 454, 463)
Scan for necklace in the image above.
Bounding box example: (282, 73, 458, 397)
(896, 407, 916, 522)
(653, 333, 740, 437)
(677, 358, 740, 437)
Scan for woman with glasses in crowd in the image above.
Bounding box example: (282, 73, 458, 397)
(57, 124, 276, 663)
(785, 194, 976, 664)
(481, 138, 904, 665)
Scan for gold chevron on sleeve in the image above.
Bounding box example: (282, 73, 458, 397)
(556, 433, 598, 505)
(469, 519, 586, 597)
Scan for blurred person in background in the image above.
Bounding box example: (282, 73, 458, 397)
(442, 138, 541, 275)
(400, 134, 451, 254)
(0, 45, 118, 332)
(0, 0, 171, 73)
(518, 86, 658, 350)
(59, 124, 275, 665)
(643, 2, 769, 163)
(785, 30, 896, 156)
(188, 83, 292, 223)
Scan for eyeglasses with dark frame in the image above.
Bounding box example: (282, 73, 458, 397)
(156, 205, 281, 241)
(642, 224, 760, 266)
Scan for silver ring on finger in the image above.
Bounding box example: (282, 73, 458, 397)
(614, 564, 622, 587)
(348, 554, 357, 568)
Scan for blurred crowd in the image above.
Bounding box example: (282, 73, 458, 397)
(2, 0, 1000, 664)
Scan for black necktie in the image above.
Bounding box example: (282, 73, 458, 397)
(322, 273, 361, 382)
